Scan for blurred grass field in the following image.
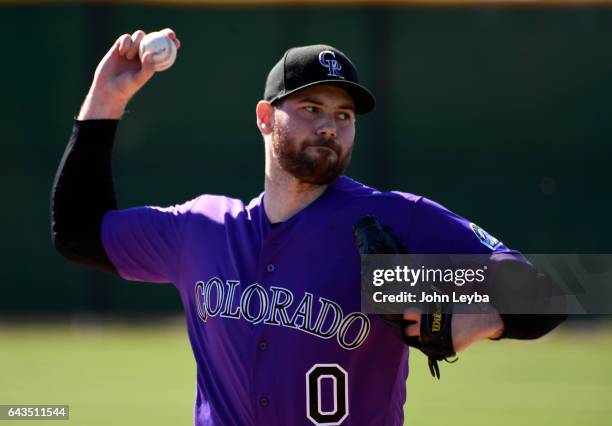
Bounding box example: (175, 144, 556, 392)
(1, 320, 610, 425)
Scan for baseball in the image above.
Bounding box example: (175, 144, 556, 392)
(138, 31, 177, 72)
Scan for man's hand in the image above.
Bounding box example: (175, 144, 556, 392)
(78, 28, 181, 120)
(403, 304, 504, 352)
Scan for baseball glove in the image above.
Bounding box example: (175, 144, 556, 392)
(353, 215, 457, 379)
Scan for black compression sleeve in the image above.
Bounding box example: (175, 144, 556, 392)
(51, 119, 120, 274)
(497, 313, 568, 340)
(486, 255, 568, 340)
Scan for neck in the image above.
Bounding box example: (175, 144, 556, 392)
(263, 166, 329, 224)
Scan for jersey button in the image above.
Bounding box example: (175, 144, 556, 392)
(266, 264, 275, 272)
(259, 397, 269, 407)
(258, 340, 268, 351)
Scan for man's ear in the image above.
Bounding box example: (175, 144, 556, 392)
(256, 101, 274, 136)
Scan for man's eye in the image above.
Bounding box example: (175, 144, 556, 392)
(338, 112, 353, 121)
(304, 106, 318, 113)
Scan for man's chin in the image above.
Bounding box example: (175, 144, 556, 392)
(295, 167, 343, 186)
(278, 149, 348, 185)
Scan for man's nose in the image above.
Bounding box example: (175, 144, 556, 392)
(317, 117, 337, 139)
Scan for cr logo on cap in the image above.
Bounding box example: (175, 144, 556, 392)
(318, 50, 345, 79)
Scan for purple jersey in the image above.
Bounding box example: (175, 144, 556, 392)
(101, 175, 516, 426)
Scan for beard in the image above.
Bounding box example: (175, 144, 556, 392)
(272, 124, 352, 185)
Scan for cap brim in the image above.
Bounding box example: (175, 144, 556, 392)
(270, 80, 376, 115)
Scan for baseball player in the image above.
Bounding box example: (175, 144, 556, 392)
(51, 29, 566, 425)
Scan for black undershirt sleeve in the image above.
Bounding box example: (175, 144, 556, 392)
(51, 119, 120, 274)
(497, 313, 567, 340)
(487, 255, 568, 340)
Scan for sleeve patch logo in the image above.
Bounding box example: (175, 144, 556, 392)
(469, 223, 502, 250)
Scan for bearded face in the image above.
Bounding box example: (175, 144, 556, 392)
(272, 121, 353, 185)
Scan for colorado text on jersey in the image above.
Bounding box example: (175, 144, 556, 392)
(194, 277, 371, 350)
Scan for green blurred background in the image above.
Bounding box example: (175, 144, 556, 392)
(0, 323, 609, 425)
(1, 1, 611, 425)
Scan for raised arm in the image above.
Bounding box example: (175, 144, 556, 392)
(51, 29, 181, 273)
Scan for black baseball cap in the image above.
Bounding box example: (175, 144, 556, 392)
(264, 44, 376, 114)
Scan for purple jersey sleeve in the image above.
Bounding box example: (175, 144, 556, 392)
(406, 196, 515, 255)
(101, 200, 196, 284)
